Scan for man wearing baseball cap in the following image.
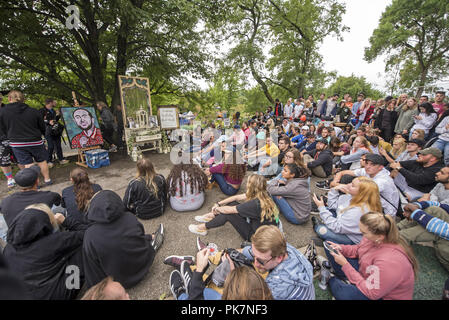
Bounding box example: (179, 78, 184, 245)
(0, 165, 61, 229)
(381, 139, 425, 165)
(390, 147, 444, 201)
(302, 138, 333, 178)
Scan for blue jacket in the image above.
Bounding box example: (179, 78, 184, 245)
(297, 140, 317, 152)
(243, 243, 315, 300)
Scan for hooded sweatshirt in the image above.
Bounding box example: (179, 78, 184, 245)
(267, 178, 311, 221)
(0, 102, 46, 146)
(3, 209, 86, 300)
(243, 243, 315, 300)
(340, 237, 415, 300)
(82, 190, 155, 289)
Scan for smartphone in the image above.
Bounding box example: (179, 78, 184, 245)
(324, 241, 339, 255)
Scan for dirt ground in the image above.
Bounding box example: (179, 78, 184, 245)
(0, 150, 326, 300)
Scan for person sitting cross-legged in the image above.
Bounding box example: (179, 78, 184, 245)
(267, 163, 311, 225)
(82, 190, 164, 289)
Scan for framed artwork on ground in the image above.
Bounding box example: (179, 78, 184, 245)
(60, 106, 103, 149)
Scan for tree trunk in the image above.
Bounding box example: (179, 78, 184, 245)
(415, 68, 428, 98)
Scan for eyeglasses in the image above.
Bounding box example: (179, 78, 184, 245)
(250, 249, 273, 266)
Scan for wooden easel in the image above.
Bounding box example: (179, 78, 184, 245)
(71, 91, 101, 168)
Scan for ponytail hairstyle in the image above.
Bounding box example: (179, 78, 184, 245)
(70, 167, 95, 212)
(284, 163, 309, 179)
(360, 212, 419, 278)
(136, 157, 159, 198)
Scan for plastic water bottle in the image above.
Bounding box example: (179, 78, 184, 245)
(319, 261, 332, 290)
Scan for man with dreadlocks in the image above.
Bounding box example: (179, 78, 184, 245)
(167, 162, 209, 212)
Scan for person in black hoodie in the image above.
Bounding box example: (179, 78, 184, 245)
(83, 190, 164, 289)
(302, 138, 334, 178)
(123, 157, 167, 219)
(3, 206, 86, 300)
(0, 90, 52, 184)
(0, 251, 29, 300)
(38, 98, 69, 166)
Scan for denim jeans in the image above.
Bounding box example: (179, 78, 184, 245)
(324, 246, 370, 300)
(432, 139, 449, 166)
(178, 288, 222, 300)
(272, 196, 307, 225)
(314, 224, 355, 245)
(210, 173, 239, 196)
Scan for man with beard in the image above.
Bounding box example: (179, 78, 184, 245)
(70, 108, 103, 148)
(418, 166, 449, 205)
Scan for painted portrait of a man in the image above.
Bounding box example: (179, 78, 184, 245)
(61, 107, 103, 149)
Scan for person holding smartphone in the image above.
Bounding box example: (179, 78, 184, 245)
(322, 212, 418, 300)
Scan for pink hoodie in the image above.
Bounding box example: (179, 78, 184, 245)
(340, 237, 415, 300)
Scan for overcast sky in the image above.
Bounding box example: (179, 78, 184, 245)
(319, 0, 392, 91)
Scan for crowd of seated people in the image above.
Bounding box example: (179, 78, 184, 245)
(1, 90, 448, 301)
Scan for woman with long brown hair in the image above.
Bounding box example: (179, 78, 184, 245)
(61, 167, 102, 222)
(325, 211, 418, 300)
(189, 174, 280, 240)
(123, 157, 167, 219)
(312, 177, 382, 245)
(167, 161, 208, 212)
(205, 150, 246, 195)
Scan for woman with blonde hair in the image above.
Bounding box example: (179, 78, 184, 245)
(325, 212, 418, 300)
(189, 174, 280, 240)
(312, 177, 382, 245)
(340, 136, 372, 170)
(390, 137, 407, 159)
(123, 157, 167, 219)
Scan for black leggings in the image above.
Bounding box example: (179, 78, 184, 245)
(206, 214, 253, 241)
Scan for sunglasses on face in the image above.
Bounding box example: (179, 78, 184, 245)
(250, 249, 273, 266)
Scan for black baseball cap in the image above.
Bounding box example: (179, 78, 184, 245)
(407, 139, 425, 149)
(14, 165, 41, 188)
(365, 153, 386, 166)
(316, 138, 329, 145)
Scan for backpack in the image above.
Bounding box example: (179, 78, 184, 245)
(50, 122, 65, 137)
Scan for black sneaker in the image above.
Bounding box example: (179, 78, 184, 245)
(44, 180, 53, 187)
(180, 260, 193, 296)
(311, 216, 320, 228)
(316, 180, 330, 191)
(169, 270, 186, 300)
(151, 223, 164, 252)
(196, 237, 207, 251)
(164, 255, 195, 270)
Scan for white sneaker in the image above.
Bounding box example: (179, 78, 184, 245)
(59, 159, 69, 165)
(109, 145, 118, 152)
(7, 178, 16, 188)
(194, 215, 213, 223)
(48, 162, 54, 168)
(188, 224, 207, 236)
